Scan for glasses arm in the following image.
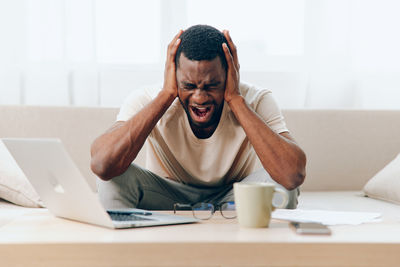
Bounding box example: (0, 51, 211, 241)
(173, 203, 192, 213)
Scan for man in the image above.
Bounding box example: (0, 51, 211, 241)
(90, 25, 306, 210)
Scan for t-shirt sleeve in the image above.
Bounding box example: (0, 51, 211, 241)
(255, 91, 289, 134)
(116, 88, 156, 122)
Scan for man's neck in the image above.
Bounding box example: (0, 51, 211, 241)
(189, 122, 219, 139)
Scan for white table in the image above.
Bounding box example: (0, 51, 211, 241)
(1, 193, 400, 267)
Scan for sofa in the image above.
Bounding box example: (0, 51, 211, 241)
(1, 105, 400, 266)
(2, 105, 400, 191)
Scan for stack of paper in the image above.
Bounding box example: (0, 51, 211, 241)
(272, 209, 381, 225)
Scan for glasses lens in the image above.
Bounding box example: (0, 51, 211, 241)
(192, 203, 214, 220)
(220, 202, 236, 219)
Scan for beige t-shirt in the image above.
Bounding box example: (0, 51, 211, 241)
(117, 82, 288, 187)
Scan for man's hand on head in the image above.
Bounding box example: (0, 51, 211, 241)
(222, 30, 242, 105)
(162, 29, 183, 99)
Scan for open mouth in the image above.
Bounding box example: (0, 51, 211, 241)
(190, 105, 213, 123)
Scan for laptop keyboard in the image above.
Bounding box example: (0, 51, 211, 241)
(107, 211, 154, 222)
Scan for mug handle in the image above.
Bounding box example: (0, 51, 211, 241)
(272, 188, 288, 210)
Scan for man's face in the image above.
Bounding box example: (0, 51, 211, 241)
(176, 54, 226, 130)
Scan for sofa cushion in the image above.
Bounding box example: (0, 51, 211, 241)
(0, 141, 43, 208)
(363, 153, 400, 205)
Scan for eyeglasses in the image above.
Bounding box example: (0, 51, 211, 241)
(173, 201, 236, 220)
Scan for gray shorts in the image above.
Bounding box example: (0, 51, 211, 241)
(97, 163, 299, 210)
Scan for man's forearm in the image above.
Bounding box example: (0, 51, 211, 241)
(227, 96, 306, 190)
(91, 90, 176, 180)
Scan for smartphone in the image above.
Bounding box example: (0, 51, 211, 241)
(290, 222, 331, 235)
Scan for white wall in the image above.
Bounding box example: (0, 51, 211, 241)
(0, 0, 399, 109)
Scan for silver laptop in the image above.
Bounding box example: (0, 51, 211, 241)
(2, 138, 198, 229)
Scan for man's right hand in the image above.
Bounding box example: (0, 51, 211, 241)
(162, 30, 183, 98)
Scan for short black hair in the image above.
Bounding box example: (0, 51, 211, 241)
(175, 24, 228, 71)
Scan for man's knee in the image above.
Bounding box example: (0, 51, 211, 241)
(96, 163, 145, 209)
(279, 187, 299, 209)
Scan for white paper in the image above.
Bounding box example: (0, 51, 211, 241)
(272, 209, 382, 225)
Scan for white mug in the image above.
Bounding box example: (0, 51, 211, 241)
(234, 182, 288, 228)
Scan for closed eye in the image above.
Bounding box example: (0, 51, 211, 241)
(204, 82, 222, 90)
(181, 82, 196, 90)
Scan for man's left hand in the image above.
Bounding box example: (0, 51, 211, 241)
(222, 30, 241, 105)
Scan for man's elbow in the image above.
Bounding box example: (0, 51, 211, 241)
(90, 157, 113, 181)
(283, 153, 307, 191)
(286, 170, 306, 191)
(287, 153, 307, 190)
